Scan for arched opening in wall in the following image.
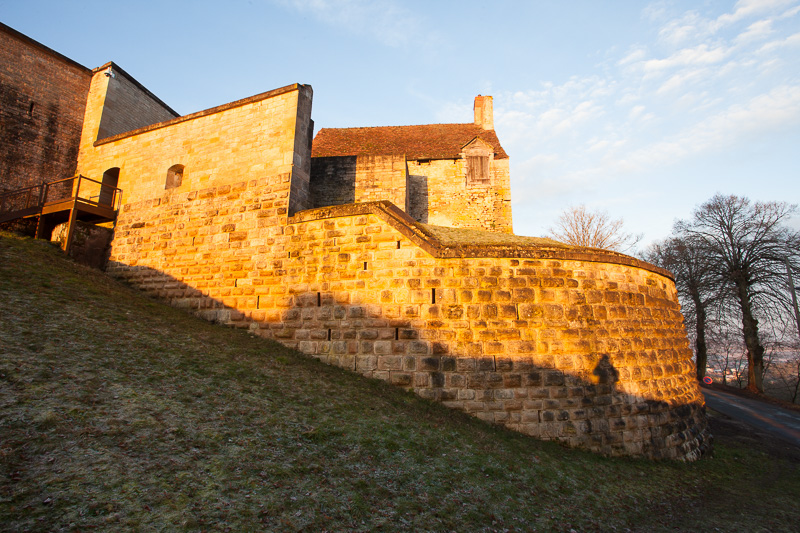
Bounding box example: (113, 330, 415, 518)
(99, 167, 120, 207)
(165, 164, 184, 190)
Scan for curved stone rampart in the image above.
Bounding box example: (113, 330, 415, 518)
(106, 187, 711, 460)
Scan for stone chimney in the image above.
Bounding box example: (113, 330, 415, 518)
(473, 95, 493, 130)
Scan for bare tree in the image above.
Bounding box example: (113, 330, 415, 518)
(549, 204, 642, 253)
(677, 194, 800, 393)
(646, 236, 721, 379)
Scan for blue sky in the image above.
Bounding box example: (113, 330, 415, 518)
(4, 0, 799, 247)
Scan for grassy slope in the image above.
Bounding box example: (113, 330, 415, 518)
(0, 231, 798, 532)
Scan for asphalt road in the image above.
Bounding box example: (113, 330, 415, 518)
(702, 387, 800, 448)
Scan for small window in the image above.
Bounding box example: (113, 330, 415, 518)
(165, 164, 184, 189)
(466, 155, 490, 187)
(463, 139, 492, 187)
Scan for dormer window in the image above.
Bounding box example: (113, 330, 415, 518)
(165, 164, 184, 189)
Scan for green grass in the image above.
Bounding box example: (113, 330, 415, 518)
(1, 230, 799, 532)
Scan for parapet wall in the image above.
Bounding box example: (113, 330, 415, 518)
(106, 176, 710, 460)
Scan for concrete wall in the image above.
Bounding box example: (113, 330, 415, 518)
(0, 23, 91, 193)
(104, 182, 710, 460)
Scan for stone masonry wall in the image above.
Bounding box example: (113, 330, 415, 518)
(105, 184, 710, 460)
(311, 155, 408, 213)
(94, 63, 179, 141)
(287, 88, 314, 216)
(408, 157, 512, 233)
(310, 156, 357, 207)
(77, 82, 312, 209)
(0, 23, 91, 193)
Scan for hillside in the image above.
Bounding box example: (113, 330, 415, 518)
(1, 231, 799, 532)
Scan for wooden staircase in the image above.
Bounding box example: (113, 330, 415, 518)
(0, 175, 121, 254)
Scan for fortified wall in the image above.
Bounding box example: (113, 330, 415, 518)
(0, 23, 91, 193)
(77, 61, 709, 457)
(106, 191, 709, 460)
(3, 24, 710, 460)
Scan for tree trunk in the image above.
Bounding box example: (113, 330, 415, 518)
(691, 290, 708, 379)
(736, 279, 764, 392)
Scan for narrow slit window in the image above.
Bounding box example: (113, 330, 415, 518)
(431, 288, 436, 304)
(317, 292, 322, 307)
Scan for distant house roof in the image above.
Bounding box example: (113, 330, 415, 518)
(311, 123, 509, 160)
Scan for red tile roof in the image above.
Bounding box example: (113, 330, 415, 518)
(311, 123, 509, 160)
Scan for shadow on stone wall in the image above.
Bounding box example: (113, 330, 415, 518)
(309, 157, 356, 208)
(51, 221, 113, 269)
(107, 262, 712, 460)
(408, 175, 428, 223)
(0, 217, 38, 237)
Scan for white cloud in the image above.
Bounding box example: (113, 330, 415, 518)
(717, 0, 796, 27)
(735, 19, 774, 43)
(642, 44, 731, 72)
(613, 84, 800, 172)
(657, 11, 707, 45)
(757, 31, 800, 53)
(275, 0, 424, 48)
(628, 105, 646, 119)
(656, 68, 706, 94)
(473, 0, 800, 239)
(618, 47, 648, 66)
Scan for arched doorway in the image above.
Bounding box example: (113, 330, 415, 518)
(99, 167, 119, 207)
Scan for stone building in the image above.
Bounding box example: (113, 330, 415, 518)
(310, 95, 512, 233)
(0, 22, 710, 460)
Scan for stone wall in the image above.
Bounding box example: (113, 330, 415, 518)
(77, 81, 313, 209)
(408, 157, 512, 233)
(310, 154, 511, 233)
(93, 62, 179, 141)
(51, 220, 113, 269)
(287, 88, 314, 215)
(311, 155, 408, 212)
(105, 183, 710, 460)
(0, 23, 91, 193)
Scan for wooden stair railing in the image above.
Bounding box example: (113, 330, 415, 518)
(1, 176, 122, 254)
